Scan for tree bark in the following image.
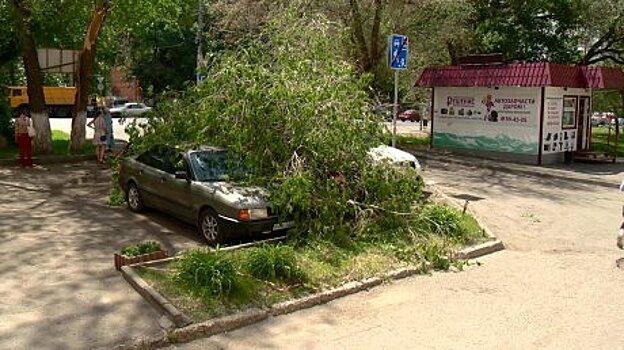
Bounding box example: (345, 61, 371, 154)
(368, 0, 384, 70)
(70, 1, 110, 152)
(579, 15, 624, 66)
(11, 0, 52, 154)
(349, 0, 386, 74)
(349, 0, 370, 73)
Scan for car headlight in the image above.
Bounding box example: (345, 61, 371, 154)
(238, 208, 269, 221)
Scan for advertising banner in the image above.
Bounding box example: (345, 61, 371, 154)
(433, 87, 540, 155)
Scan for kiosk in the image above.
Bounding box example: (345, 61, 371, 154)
(416, 62, 624, 164)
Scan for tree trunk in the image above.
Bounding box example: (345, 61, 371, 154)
(368, 0, 384, 70)
(349, 0, 370, 73)
(70, 1, 109, 152)
(11, 0, 52, 154)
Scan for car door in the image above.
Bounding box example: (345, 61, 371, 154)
(143, 146, 189, 213)
(133, 148, 164, 208)
(158, 149, 196, 223)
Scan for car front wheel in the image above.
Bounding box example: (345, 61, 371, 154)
(199, 209, 224, 245)
(127, 183, 144, 212)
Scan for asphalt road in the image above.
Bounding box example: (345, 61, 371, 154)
(0, 163, 202, 350)
(49, 116, 147, 142)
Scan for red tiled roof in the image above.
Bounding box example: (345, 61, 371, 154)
(416, 63, 624, 89)
(582, 66, 624, 89)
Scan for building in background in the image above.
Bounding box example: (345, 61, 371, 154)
(417, 62, 624, 164)
(111, 68, 141, 102)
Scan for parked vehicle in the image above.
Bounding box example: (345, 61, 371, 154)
(373, 103, 395, 122)
(398, 109, 421, 122)
(367, 145, 421, 171)
(7, 86, 75, 118)
(110, 102, 152, 117)
(119, 145, 293, 244)
(110, 97, 129, 108)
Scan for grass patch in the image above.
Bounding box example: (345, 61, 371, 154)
(396, 134, 430, 147)
(137, 204, 489, 323)
(121, 241, 161, 257)
(591, 127, 624, 157)
(0, 129, 95, 159)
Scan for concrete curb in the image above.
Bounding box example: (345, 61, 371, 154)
(426, 182, 505, 260)
(169, 308, 269, 344)
(0, 154, 94, 166)
(121, 266, 193, 328)
(456, 240, 505, 260)
(269, 277, 383, 317)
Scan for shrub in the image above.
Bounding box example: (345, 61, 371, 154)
(121, 241, 162, 257)
(107, 157, 126, 206)
(420, 242, 452, 271)
(417, 204, 465, 239)
(246, 244, 306, 283)
(173, 249, 239, 297)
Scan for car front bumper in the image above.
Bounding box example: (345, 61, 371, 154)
(217, 214, 295, 239)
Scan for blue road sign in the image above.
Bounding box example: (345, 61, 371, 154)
(388, 34, 408, 70)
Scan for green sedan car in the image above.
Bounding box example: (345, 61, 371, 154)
(119, 145, 292, 244)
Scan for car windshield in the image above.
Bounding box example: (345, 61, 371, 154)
(189, 150, 247, 182)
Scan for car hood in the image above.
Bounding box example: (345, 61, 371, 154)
(198, 182, 270, 208)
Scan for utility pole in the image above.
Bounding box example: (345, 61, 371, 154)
(196, 0, 204, 84)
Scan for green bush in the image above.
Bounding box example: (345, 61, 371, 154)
(421, 242, 451, 271)
(173, 249, 239, 297)
(121, 241, 161, 257)
(246, 244, 306, 283)
(417, 204, 465, 239)
(107, 157, 126, 206)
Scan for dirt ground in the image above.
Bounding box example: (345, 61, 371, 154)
(167, 156, 624, 350)
(0, 162, 202, 350)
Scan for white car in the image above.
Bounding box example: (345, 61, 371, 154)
(367, 145, 421, 171)
(110, 102, 152, 117)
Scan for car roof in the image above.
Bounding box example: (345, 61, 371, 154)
(172, 143, 226, 153)
(368, 145, 417, 163)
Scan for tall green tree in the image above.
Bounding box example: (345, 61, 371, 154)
(11, 0, 52, 153)
(578, 0, 624, 65)
(104, 0, 201, 95)
(472, 0, 584, 63)
(69, 0, 109, 152)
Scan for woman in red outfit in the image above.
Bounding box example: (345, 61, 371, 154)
(14, 110, 33, 168)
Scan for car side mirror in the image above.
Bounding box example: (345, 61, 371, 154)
(175, 171, 189, 181)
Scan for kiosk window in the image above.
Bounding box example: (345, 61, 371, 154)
(562, 96, 577, 129)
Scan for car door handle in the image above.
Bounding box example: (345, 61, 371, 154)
(160, 177, 166, 183)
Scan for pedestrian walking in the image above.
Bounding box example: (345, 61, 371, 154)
(14, 109, 33, 168)
(87, 108, 107, 163)
(103, 105, 114, 152)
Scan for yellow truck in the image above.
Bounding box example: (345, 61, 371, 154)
(7, 86, 76, 118)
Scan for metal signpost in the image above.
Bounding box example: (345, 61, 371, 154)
(96, 76, 104, 94)
(388, 34, 408, 147)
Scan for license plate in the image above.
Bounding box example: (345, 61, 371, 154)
(273, 221, 295, 231)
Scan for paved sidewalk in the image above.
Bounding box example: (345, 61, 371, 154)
(0, 162, 200, 350)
